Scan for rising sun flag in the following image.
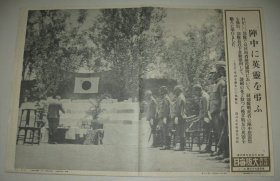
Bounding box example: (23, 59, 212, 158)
(73, 77, 100, 94)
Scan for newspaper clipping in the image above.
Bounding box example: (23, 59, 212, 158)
(6, 7, 272, 176)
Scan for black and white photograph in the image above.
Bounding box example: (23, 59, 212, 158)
(14, 7, 230, 174)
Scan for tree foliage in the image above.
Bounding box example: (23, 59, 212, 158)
(88, 7, 166, 100)
(162, 10, 224, 115)
(23, 10, 92, 97)
(163, 9, 224, 89)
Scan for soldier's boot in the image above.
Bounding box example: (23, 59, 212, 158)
(166, 136, 171, 149)
(210, 148, 222, 156)
(200, 145, 213, 154)
(160, 136, 168, 150)
(223, 158, 230, 163)
(215, 152, 226, 160)
(151, 134, 157, 147)
(174, 143, 181, 151)
(180, 140, 185, 151)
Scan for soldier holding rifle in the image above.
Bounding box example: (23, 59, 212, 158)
(145, 90, 160, 147)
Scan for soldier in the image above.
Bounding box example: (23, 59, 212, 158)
(145, 90, 159, 147)
(192, 84, 211, 153)
(200, 67, 221, 153)
(157, 86, 172, 150)
(214, 62, 229, 162)
(47, 95, 65, 144)
(207, 62, 224, 157)
(173, 85, 187, 151)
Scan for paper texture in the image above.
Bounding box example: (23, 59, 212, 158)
(6, 7, 273, 176)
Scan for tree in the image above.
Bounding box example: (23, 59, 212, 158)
(22, 10, 93, 97)
(163, 9, 224, 89)
(88, 7, 166, 100)
(162, 10, 224, 115)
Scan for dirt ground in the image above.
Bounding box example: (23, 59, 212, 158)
(15, 121, 229, 172)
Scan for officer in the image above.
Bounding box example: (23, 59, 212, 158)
(213, 61, 229, 162)
(200, 67, 221, 153)
(145, 90, 159, 147)
(47, 95, 65, 144)
(157, 86, 172, 150)
(192, 84, 211, 153)
(173, 85, 187, 151)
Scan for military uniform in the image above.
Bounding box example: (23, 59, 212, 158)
(174, 92, 187, 150)
(146, 96, 159, 147)
(47, 98, 65, 143)
(197, 90, 211, 152)
(158, 94, 172, 149)
(207, 80, 224, 152)
(216, 76, 229, 159)
(198, 91, 210, 121)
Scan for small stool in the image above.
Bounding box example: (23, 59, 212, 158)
(185, 120, 204, 151)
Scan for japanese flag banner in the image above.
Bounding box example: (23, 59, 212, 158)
(73, 77, 99, 94)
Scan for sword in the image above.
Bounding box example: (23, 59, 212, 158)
(148, 128, 153, 142)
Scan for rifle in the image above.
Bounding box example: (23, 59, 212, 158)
(185, 115, 198, 123)
(184, 115, 200, 130)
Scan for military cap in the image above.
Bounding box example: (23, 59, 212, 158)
(174, 85, 183, 93)
(192, 84, 202, 91)
(145, 90, 152, 97)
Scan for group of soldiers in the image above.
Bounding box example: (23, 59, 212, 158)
(144, 61, 229, 163)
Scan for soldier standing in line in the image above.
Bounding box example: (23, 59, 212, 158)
(145, 90, 159, 147)
(200, 67, 222, 154)
(208, 61, 229, 162)
(214, 62, 229, 162)
(173, 85, 187, 151)
(192, 84, 211, 153)
(157, 86, 172, 150)
(210, 62, 227, 157)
